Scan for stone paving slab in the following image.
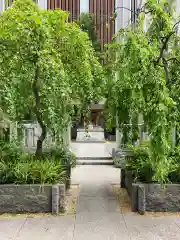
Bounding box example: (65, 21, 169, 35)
(124, 214, 180, 240)
(76, 197, 120, 213)
(174, 217, 180, 228)
(71, 166, 120, 185)
(0, 218, 26, 240)
(15, 216, 75, 240)
(79, 183, 117, 198)
(73, 212, 131, 240)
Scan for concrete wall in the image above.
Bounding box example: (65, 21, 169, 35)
(0, 0, 5, 12)
(115, 0, 131, 32)
(38, 0, 47, 9)
(80, 0, 89, 13)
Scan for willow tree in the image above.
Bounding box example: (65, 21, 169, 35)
(76, 13, 102, 60)
(105, 0, 180, 183)
(44, 10, 104, 123)
(0, 0, 104, 155)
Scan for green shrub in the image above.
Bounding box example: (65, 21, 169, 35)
(0, 141, 74, 184)
(0, 157, 67, 185)
(126, 143, 154, 183)
(45, 145, 76, 168)
(168, 147, 180, 183)
(125, 142, 180, 184)
(0, 140, 26, 162)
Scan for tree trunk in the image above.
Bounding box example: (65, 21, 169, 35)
(33, 64, 47, 156)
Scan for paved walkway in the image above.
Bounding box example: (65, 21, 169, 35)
(1, 165, 180, 240)
(70, 142, 116, 158)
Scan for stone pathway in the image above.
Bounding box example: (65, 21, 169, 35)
(1, 165, 180, 239)
(70, 142, 116, 159)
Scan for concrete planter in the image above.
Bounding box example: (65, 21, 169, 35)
(124, 170, 135, 197)
(114, 155, 126, 168)
(65, 167, 71, 190)
(122, 170, 180, 214)
(0, 184, 65, 214)
(112, 148, 134, 158)
(121, 149, 134, 157)
(114, 161, 121, 168)
(131, 183, 180, 214)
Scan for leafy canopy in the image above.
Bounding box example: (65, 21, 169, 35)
(0, 0, 104, 152)
(105, 0, 180, 183)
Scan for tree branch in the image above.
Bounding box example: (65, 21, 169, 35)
(156, 31, 175, 64)
(173, 20, 180, 30)
(115, 7, 138, 15)
(162, 58, 169, 83)
(167, 57, 180, 64)
(32, 63, 47, 156)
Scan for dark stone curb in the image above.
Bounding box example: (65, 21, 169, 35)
(76, 140, 106, 143)
(77, 160, 113, 165)
(121, 169, 180, 214)
(0, 184, 65, 214)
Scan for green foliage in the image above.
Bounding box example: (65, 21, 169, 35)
(77, 13, 101, 54)
(105, 0, 180, 183)
(126, 143, 154, 183)
(0, 158, 67, 184)
(0, 0, 104, 154)
(126, 141, 178, 183)
(44, 145, 76, 168)
(76, 12, 106, 62)
(0, 140, 25, 162)
(0, 140, 74, 184)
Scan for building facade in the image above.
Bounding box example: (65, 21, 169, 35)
(1, 0, 179, 141)
(1, 0, 179, 48)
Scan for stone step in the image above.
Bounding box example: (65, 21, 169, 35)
(76, 159, 113, 165)
(77, 157, 112, 160)
(75, 140, 106, 143)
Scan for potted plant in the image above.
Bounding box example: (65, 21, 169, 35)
(0, 142, 67, 214)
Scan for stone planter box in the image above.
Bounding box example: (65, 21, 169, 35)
(0, 184, 65, 214)
(114, 161, 121, 168)
(65, 167, 71, 190)
(121, 149, 134, 157)
(131, 183, 180, 214)
(121, 170, 180, 214)
(112, 148, 134, 158)
(120, 170, 135, 196)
